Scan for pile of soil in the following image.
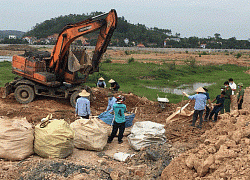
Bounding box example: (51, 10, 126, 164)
(161, 87, 250, 179)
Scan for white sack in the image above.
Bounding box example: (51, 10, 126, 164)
(0, 117, 34, 160)
(127, 121, 166, 151)
(70, 117, 108, 151)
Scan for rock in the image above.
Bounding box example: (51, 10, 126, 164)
(215, 136, 227, 150)
(73, 174, 90, 180)
(245, 138, 250, 145)
(135, 169, 145, 177)
(206, 145, 217, 154)
(204, 139, 211, 145)
(185, 154, 196, 168)
(231, 130, 242, 143)
(110, 171, 120, 180)
(146, 150, 159, 161)
(203, 154, 215, 168)
(2, 164, 13, 171)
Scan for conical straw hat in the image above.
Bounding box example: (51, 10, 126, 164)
(195, 87, 206, 93)
(98, 77, 104, 81)
(108, 79, 115, 83)
(79, 90, 90, 96)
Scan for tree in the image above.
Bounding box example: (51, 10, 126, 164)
(214, 33, 221, 40)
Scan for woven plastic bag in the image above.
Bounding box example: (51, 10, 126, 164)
(128, 121, 166, 150)
(34, 118, 74, 158)
(0, 117, 34, 160)
(70, 117, 108, 151)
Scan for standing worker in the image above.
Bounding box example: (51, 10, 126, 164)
(237, 83, 244, 110)
(96, 77, 106, 88)
(75, 90, 91, 119)
(183, 87, 207, 129)
(203, 87, 212, 121)
(222, 81, 232, 113)
(208, 91, 225, 122)
(229, 78, 237, 110)
(107, 95, 126, 144)
(229, 78, 236, 95)
(106, 93, 117, 111)
(108, 79, 120, 91)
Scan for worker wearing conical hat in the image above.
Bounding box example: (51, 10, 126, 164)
(183, 87, 207, 129)
(96, 77, 106, 88)
(75, 90, 91, 119)
(108, 79, 120, 91)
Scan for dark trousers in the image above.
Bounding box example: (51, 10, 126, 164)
(204, 105, 210, 120)
(209, 106, 223, 121)
(238, 99, 243, 110)
(192, 110, 204, 126)
(81, 115, 89, 119)
(108, 121, 125, 142)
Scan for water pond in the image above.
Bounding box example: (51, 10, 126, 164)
(0, 56, 12, 62)
(147, 82, 215, 95)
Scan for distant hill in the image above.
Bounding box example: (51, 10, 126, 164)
(25, 11, 172, 47)
(0, 30, 25, 38)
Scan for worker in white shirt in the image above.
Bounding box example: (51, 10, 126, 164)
(229, 78, 237, 110)
(229, 78, 236, 95)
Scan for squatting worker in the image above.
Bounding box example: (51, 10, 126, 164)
(108, 79, 120, 91)
(96, 77, 106, 88)
(237, 83, 244, 110)
(203, 87, 212, 121)
(221, 81, 232, 113)
(106, 93, 117, 111)
(183, 87, 207, 129)
(208, 91, 225, 122)
(107, 95, 126, 144)
(75, 90, 91, 119)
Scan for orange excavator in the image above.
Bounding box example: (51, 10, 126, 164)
(3, 9, 117, 107)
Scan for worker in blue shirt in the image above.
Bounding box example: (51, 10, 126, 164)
(183, 87, 207, 129)
(96, 77, 106, 88)
(107, 95, 126, 144)
(75, 90, 91, 119)
(106, 93, 117, 111)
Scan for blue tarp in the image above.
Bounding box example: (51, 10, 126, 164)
(98, 111, 135, 128)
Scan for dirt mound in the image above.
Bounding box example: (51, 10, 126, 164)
(161, 109, 250, 179)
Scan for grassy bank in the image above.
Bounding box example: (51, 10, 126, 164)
(86, 61, 250, 103)
(0, 61, 16, 87)
(1, 61, 250, 104)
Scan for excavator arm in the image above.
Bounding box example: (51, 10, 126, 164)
(49, 9, 117, 75)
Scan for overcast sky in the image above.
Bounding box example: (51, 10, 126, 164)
(1, 0, 250, 40)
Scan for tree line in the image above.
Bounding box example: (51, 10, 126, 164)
(1, 12, 250, 49)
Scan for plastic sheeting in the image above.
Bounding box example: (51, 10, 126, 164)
(98, 111, 135, 128)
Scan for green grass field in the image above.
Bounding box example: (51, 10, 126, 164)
(0, 61, 16, 87)
(86, 61, 250, 103)
(1, 60, 250, 103)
